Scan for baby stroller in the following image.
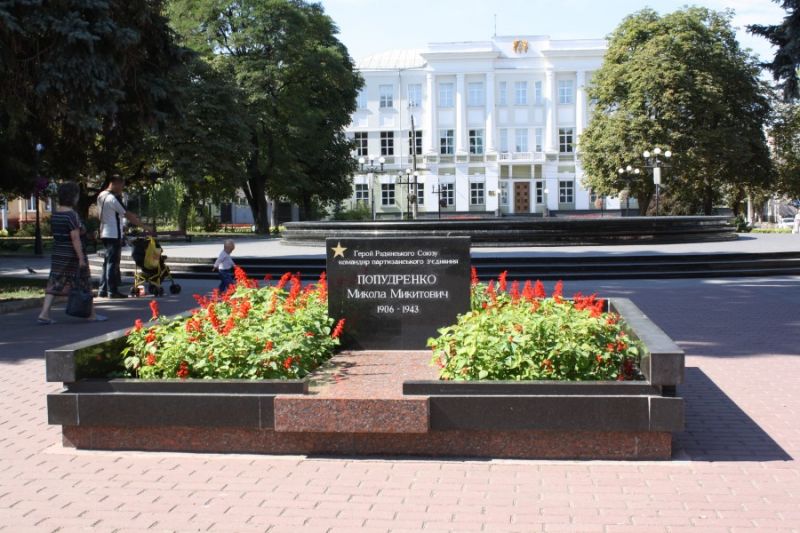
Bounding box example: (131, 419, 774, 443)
(129, 235, 181, 297)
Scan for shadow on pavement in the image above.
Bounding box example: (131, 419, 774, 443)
(674, 367, 791, 461)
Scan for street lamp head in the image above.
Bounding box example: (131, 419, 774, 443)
(634, 168, 641, 175)
(406, 168, 411, 175)
(368, 155, 375, 163)
(35, 143, 44, 153)
(626, 165, 633, 172)
(618, 168, 625, 174)
(378, 156, 386, 165)
(544, 188, 550, 195)
(413, 171, 419, 177)
(653, 147, 662, 156)
(664, 150, 672, 159)
(358, 157, 365, 165)
(643, 150, 651, 159)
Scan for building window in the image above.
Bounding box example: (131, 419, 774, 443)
(499, 182, 509, 206)
(469, 129, 484, 155)
(381, 184, 396, 206)
(408, 130, 422, 156)
(355, 183, 369, 204)
(440, 183, 455, 207)
(498, 81, 507, 106)
(354, 132, 368, 157)
(439, 83, 454, 107)
(407, 83, 422, 108)
(535, 181, 544, 204)
(470, 182, 485, 205)
(559, 180, 574, 204)
(439, 129, 454, 155)
(26, 196, 37, 212)
(499, 128, 509, 153)
(534, 80, 543, 105)
(558, 128, 574, 153)
(515, 129, 528, 152)
(467, 82, 484, 106)
(380, 131, 394, 156)
(558, 80, 574, 104)
(534, 128, 544, 152)
(414, 182, 425, 205)
(379, 84, 394, 108)
(356, 89, 367, 109)
(514, 81, 528, 105)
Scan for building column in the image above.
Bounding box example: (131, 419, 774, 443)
(576, 70, 587, 143)
(544, 69, 556, 153)
(485, 72, 495, 153)
(455, 73, 466, 154)
(425, 72, 436, 154)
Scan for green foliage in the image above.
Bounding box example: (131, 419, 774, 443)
(168, 0, 363, 230)
(123, 269, 343, 380)
(429, 274, 642, 381)
(733, 215, 752, 233)
(580, 7, 774, 215)
(0, 0, 186, 194)
(770, 100, 800, 197)
(749, 0, 800, 101)
(333, 204, 371, 221)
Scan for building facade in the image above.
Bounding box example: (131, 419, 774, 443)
(345, 35, 629, 217)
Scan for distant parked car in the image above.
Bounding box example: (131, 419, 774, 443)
(777, 217, 796, 229)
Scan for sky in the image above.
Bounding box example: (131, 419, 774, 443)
(318, 0, 786, 63)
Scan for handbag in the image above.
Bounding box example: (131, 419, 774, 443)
(65, 272, 93, 318)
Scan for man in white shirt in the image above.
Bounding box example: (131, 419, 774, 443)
(96, 175, 141, 298)
(212, 239, 236, 292)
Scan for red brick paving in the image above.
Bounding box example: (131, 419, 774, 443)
(1, 277, 799, 532)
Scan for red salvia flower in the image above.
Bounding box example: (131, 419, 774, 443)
(552, 280, 564, 301)
(145, 330, 157, 344)
(149, 299, 159, 320)
(317, 271, 328, 303)
(470, 267, 479, 287)
(133, 319, 143, 332)
(276, 272, 292, 290)
(207, 303, 221, 332)
(498, 271, 508, 292)
(263, 274, 273, 282)
(331, 319, 345, 339)
(234, 265, 249, 286)
(510, 281, 520, 303)
(522, 281, 534, 302)
(305, 331, 314, 337)
(283, 357, 293, 370)
(534, 280, 546, 299)
(177, 361, 190, 379)
(145, 353, 156, 366)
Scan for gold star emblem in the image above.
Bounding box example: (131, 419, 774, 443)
(331, 242, 347, 258)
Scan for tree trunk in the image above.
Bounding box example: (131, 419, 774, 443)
(300, 194, 313, 221)
(702, 185, 714, 215)
(177, 193, 191, 232)
(636, 191, 653, 216)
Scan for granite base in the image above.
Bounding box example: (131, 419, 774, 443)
(62, 425, 672, 460)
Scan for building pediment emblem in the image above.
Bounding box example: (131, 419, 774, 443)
(512, 39, 529, 54)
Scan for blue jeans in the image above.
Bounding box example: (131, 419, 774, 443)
(100, 238, 122, 295)
(218, 268, 234, 293)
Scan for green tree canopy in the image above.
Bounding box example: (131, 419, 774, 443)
(168, 0, 363, 230)
(0, 0, 185, 196)
(749, 0, 800, 102)
(770, 100, 800, 198)
(580, 7, 773, 215)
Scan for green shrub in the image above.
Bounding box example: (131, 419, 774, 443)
(123, 268, 343, 380)
(332, 204, 371, 221)
(428, 271, 642, 381)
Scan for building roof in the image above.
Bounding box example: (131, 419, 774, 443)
(356, 49, 426, 70)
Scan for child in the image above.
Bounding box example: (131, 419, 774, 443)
(212, 239, 236, 292)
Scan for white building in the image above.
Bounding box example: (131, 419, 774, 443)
(345, 35, 630, 217)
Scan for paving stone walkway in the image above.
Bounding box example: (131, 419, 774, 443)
(0, 276, 798, 532)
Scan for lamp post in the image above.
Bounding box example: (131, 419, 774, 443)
(543, 188, 550, 218)
(432, 183, 447, 220)
(410, 113, 419, 220)
(358, 155, 387, 221)
(395, 168, 420, 221)
(33, 143, 45, 255)
(617, 165, 641, 216)
(642, 147, 672, 216)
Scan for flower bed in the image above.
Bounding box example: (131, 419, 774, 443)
(123, 267, 344, 380)
(428, 270, 642, 381)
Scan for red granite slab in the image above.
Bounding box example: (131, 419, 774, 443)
(62, 426, 672, 460)
(273, 351, 436, 434)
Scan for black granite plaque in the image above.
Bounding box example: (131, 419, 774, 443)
(326, 237, 471, 350)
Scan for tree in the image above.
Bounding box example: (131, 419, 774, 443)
(0, 0, 185, 198)
(749, 0, 800, 102)
(580, 8, 773, 215)
(168, 0, 362, 231)
(770, 101, 800, 198)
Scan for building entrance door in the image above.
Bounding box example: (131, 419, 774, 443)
(514, 182, 530, 213)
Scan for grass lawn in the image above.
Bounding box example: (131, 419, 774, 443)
(0, 278, 47, 301)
